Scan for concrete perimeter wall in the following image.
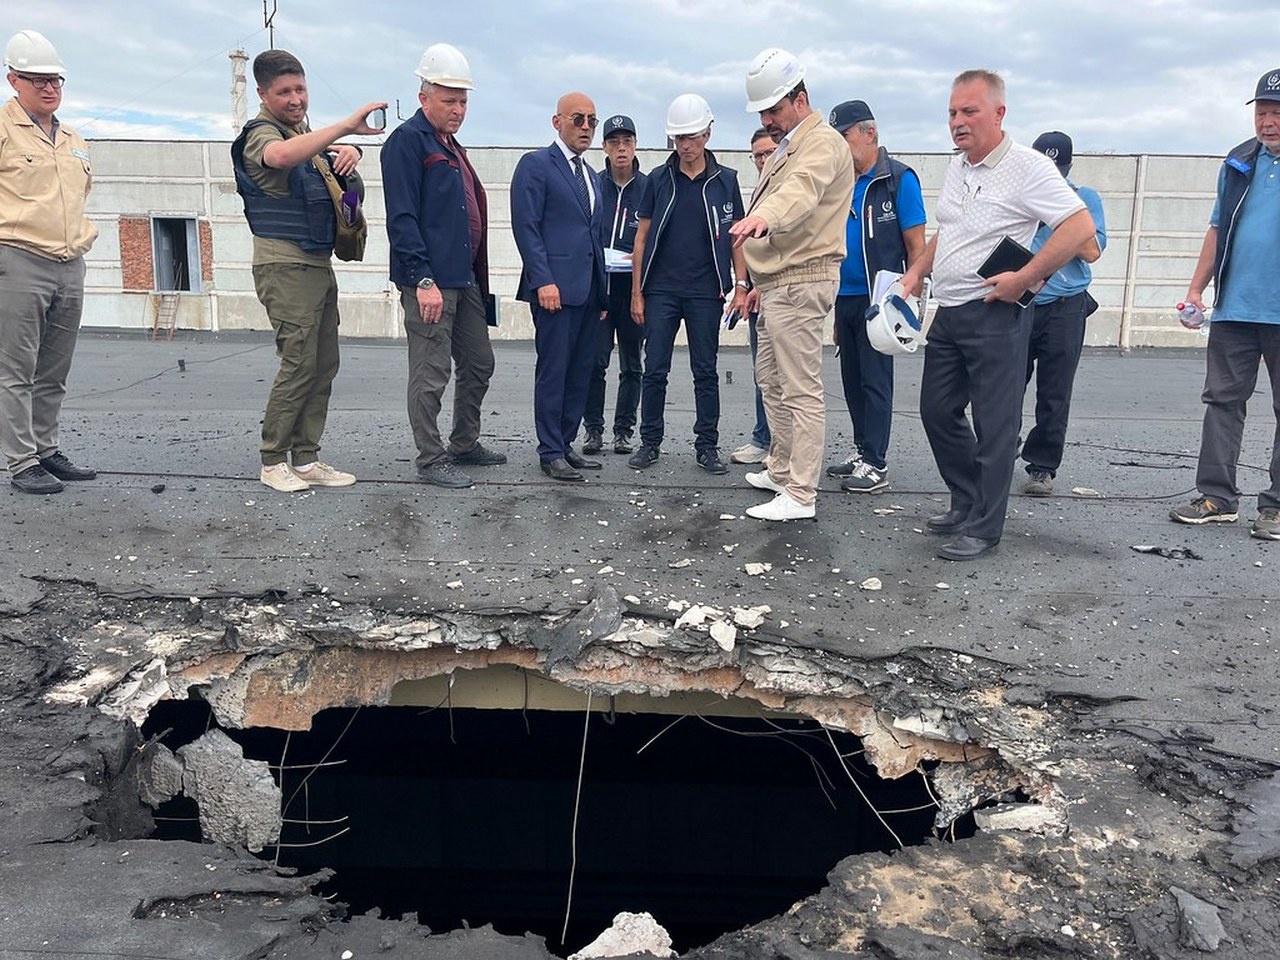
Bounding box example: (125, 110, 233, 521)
(83, 140, 1220, 348)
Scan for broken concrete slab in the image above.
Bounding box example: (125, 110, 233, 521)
(973, 802, 1067, 836)
(569, 911, 675, 959)
(1171, 886, 1228, 952)
(178, 728, 282, 852)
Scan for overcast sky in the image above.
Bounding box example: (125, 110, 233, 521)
(13, 0, 1278, 156)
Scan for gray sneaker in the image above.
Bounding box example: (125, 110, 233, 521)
(418, 461, 474, 489)
(1022, 470, 1053, 497)
(840, 461, 888, 493)
(826, 454, 863, 478)
(1252, 508, 1280, 540)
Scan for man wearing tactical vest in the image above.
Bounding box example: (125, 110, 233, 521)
(231, 49, 385, 492)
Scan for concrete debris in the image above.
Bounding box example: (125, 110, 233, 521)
(177, 728, 282, 853)
(668, 558, 695, 569)
(674, 606, 709, 629)
(709, 620, 736, 652)
(732, 605, 770, 629)
(744, 562, 772, 576)
(568, 910, 674, 959)
(973, 801, 1067, 835)
(1072, 486, 1102, 497)
(1131, 544, 1204, 561)
(1170, 886, 1226, 952)
(860, 577, 883, 591)
(136, 742, 184, 808)
(1229, 772, 1280, 868)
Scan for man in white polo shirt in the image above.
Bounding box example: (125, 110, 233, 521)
(900, 69, 1098, 561)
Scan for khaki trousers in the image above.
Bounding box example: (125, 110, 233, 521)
(755, 281, 836, 506)
(254, 262, 340, 467)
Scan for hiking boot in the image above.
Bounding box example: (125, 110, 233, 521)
(1022, 470, 1053, 497)
(696, 449, 729, 475)
(825, 454, 863, 478)
(1169, 497, 1238, 524)
(261, 462, 310, 492)
(613, 434, 634, 455)
(417, 461, 474, 489)
(581, 431, 604, 455)
(729, 443, 768, 464)
(293, 461, 356, 487)
(11, 464, 63, 494)
(1252, 508, 1280, 541)
(628, 444, 660, 469)
(39, 451, 96, 481)
(840, 461, 888, 493)
(452, 442, 507, 466)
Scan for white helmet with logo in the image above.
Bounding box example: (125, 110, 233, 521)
(665, 93, 714, 138)
(865, 281, 928, 355)
(4, 30, 65, 76)
(414, 42, 474, 90)
(744, 47, 804, 112)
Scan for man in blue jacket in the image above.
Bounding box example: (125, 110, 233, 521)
(628, 94, 748, 475)
(1020, 131, 1107, 498)
(511, 92, 608, 481)
(381, 42, 505, 489)
(581, 114, 647, 456)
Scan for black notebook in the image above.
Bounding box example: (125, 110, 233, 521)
(977, 236, 1036, 307)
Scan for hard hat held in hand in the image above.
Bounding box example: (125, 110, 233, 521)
(744, 47, 804, 112)
(665, 93, 714, 138)
(865, 282, 927, 356)
(415, 42, 474, 89)
(4, 30, 65, 76)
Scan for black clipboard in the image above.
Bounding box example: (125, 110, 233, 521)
(977, 236, 1036, 307)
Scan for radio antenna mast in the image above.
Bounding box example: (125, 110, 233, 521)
(263, 0, 278, 48)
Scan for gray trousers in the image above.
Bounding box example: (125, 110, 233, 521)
(1196, 320, 1280, 513)
(400, 285, 495, 470)
(0, 245, 86, 475)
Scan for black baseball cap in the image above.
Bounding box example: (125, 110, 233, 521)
(602, 114, 637, 139)
(1247, 69, 1280, 104)
(828, 100, 874, 133)
(1032, 131, 1073, 171)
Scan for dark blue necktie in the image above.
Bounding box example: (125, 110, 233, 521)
(572, 155, 591, 214)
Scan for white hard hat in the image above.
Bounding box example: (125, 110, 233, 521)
(865, 282, 927, 356)
(415, 42, 474, 89)
(4, 29, 65, 76)
(744, 47, 804, 112)
(665, 93, 714, 138)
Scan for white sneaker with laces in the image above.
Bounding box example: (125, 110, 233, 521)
(745, 470, 785, 493)
(729, 443, 769, 464)
(746, 491, 816, 521)
(261, 462, 310, 492)
(293, 461, 357, 487)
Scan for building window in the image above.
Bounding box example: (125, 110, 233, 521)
(152, 217, 202, 293)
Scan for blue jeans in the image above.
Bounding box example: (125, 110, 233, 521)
(638, 293, 722, 452)
(747, 314, 771, 449)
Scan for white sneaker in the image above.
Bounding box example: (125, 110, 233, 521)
(293, 461, 357, 487)
(261, 462, 310, 492)
(729, 443, 769, 464)
(746, 492, 816, 521)
(745, 470, 785, 493)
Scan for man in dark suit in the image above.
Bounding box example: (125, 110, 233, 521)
(510, 92, 608, 481)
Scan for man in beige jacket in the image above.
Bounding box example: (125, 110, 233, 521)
(731, 48, 854, 520)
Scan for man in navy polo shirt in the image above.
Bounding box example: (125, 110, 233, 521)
(1171, 68, 1280, 541)
(824, 100, 926, 494)
(628, 93, 749, 475)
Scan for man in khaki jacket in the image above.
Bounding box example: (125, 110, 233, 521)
(731, 48, 854, 520)
(0, 30, 99, 495)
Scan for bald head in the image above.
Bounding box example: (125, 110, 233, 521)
(553, 91, 597, 154)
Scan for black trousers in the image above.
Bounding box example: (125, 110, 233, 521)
(582, 274, 643, 439)
(1021, 291, 1090, 477)
(920, 299, 1032, 541)
(834, 293, 894, 470)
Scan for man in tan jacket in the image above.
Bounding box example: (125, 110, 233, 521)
(731, 48, 854, 520)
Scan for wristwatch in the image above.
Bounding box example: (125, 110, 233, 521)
(735, 279, 751, 290)
(417, 277, 436, 290)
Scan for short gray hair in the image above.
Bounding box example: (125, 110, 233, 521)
(854, 119, 877, 139)
(953, 69, 1005, 105)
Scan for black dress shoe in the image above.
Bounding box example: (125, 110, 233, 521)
(541, 458, 584, 481)
(926, 508, 968, 534)
(565, 451, 602, 470)
(937, 535, 999, 561)
(11, 464, 64, 494)
(39, 451, 96, 481)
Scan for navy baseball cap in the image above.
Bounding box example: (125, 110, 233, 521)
(602, 114, 637, 138)
(828, 100, 874, 133)
(1032, 131, 1073, 171)
(1247, 69, 1280, 103)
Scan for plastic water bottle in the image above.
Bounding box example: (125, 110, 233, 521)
(1176, 302, 1210, 338)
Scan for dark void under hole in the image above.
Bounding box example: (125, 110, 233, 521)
(146, 699, 955, 953)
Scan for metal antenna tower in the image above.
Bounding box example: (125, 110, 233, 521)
(229, 49, 248, 134)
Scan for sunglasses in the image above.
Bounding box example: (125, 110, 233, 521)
(15, 73, 64, 90)
(559, 112, 599, 129)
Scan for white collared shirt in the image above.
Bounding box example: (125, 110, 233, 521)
(932, 135, 1085, 306)
(555, 137, 595, 212)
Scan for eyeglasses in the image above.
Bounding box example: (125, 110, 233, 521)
(559, 112, 599, 129)
(14, 73, 64, 90)
(751, 149, 776, 161)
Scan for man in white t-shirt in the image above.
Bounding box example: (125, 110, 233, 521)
(900, 70, 1098, 561)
